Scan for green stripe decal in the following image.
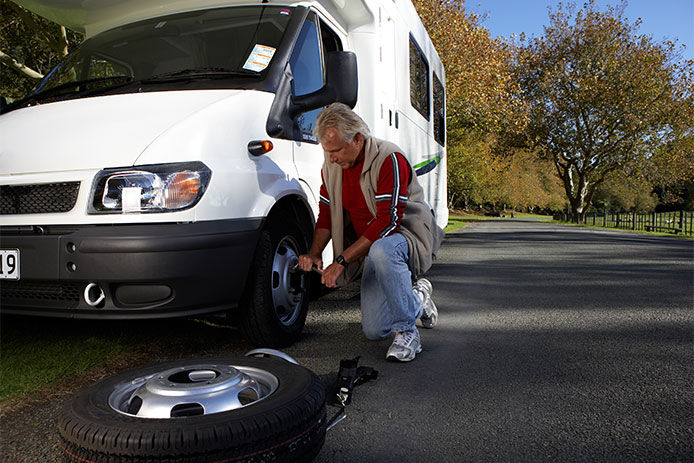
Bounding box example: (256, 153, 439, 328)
(413, 156, 441, 169)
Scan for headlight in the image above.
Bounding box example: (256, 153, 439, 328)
(89, 162, 212, 214)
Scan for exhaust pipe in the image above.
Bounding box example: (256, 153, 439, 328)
(84, 283, 106, 307)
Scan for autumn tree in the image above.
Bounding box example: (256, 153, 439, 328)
(413, 0, 536, 210)
(0, 0, 82, 100)
(517, 0, 694, 221)
(413, 0, 525, 133)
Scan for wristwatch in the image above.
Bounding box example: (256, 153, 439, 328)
(335, 254, 347, 267)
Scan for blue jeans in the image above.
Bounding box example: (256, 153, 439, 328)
(360, 233, 422, 340)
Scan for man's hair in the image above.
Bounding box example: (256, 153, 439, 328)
(313, 103, 370, 142)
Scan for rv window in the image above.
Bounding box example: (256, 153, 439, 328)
(409, 35, 430, 121)
(433, 73, 445, 146)
(319, 20, 343, 54)
(289, 15, 324, 140)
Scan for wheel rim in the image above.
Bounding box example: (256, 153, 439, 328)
(108, 364, 279, 419)
(271, 235, 306, 326)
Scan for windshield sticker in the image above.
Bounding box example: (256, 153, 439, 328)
(242, 45, 276, 72)
(281, 9, 290, 15)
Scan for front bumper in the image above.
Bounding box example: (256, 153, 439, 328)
(0, 219, 262, 318)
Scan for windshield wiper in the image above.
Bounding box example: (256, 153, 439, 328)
(3, 75, 136, 113)
(141, 68, 261, 83)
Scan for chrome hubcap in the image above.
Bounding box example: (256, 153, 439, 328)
(271, 235, 306, 326)
(108, 364, 279, 418)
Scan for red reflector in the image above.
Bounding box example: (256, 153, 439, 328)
(248, 140, 274, 156)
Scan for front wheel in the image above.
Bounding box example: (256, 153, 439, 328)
(239, 212, 311, 347)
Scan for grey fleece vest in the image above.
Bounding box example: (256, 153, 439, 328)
(321, 135, 445, 286)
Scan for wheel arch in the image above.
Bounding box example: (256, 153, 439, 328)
(265, 194, 316, 240)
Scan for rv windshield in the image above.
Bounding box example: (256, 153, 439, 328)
(24, 6, 294, 105)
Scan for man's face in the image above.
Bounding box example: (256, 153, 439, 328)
(320, 126, 364, 169)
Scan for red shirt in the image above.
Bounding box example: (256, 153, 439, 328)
(316, 152, 411, 242)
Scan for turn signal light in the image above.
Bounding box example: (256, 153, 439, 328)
(248, 140, 274, 156)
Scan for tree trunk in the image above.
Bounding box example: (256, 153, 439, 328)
(554, 157, 590, 223)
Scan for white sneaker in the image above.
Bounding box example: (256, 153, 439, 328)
(386, 329, 422, 362)
(413, 278, 438, 329)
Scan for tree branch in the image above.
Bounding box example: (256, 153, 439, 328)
(0, 50, 44, 79)
(6, 1, 66, 55)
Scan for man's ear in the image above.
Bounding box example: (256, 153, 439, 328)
(354, 132, 365, 149)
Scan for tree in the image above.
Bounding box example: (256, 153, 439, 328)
(0, 0, 82, 100)
(496, 149, 565, 212)
(413, 0, 529, 210)
(517, 0, 694, 221)
(590, 170, 658, 212)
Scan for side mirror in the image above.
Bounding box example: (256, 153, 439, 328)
(289, 51, 358, 119)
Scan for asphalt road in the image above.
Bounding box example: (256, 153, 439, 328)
(302, 219, 694, 462)
(1, 219, 692, 462)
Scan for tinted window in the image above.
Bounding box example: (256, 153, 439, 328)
(290, 16, 324, 140)
(290, 18, 323, 97)
(409, 35, 429, 120)
(433, 73, 445, 145)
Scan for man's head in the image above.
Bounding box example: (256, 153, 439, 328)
(314, 103, 370, 169)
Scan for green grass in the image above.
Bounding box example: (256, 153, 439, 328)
(0, 318, 137, 401)
(552, 219, 694, 239)
(445, 211, 552, 233)
(0, 316, 246, 402)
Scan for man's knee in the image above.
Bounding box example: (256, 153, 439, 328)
(368, 237, 394, 268)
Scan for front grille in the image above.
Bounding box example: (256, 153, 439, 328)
(1, 280, 82, 307)
(0, 182, 80, 214)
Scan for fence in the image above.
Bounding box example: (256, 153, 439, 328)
(555, 210, 694, 236)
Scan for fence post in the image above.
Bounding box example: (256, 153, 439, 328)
(604, 210, 607, 227)
(632, 212, 636, 230)
(652, 212, 656, 231)
(679, 210, 684, 233)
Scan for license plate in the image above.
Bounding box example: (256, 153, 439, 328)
(0, 249, 20, 280)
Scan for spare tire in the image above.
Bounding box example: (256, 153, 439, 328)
(57, 356, 326, 462)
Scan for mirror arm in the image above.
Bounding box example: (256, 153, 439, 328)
(289, 87, 336, 119)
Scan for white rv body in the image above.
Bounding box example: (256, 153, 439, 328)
(0, 0, 446, 344)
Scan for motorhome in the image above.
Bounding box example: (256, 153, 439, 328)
(0, 0, 447, 346)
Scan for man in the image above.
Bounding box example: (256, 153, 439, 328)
(298, 103, 444, 362)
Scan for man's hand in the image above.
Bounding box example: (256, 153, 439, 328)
(321, 262, 344, 288)
(298, 253, 323, 272)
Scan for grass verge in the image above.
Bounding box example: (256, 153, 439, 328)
(0, 315, 245, 404)
(445, 211, 552, 233)
(552, 220, 694, 239)
(0, 317, 138, 401)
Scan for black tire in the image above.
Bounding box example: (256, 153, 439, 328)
(239, 211, 311, 347)
(57, 356, 326, 463)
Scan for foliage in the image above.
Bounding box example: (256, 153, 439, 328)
(445, 128, 502, 208)
(496, 149, 566, 212)
(414, 0, 554, 211)
(0, 0, 82, 101)
(413, 0, 526, 134)
(516, 0, 694, 220)
(590, 170, 658, 212)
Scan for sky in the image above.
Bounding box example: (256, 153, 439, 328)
(471, 0, 694, 62)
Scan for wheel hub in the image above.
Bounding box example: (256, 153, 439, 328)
(271, 236, 306, 326)
(108, 364, 279, 418)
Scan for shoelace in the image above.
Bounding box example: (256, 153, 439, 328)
(395, 331, 415, 347)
